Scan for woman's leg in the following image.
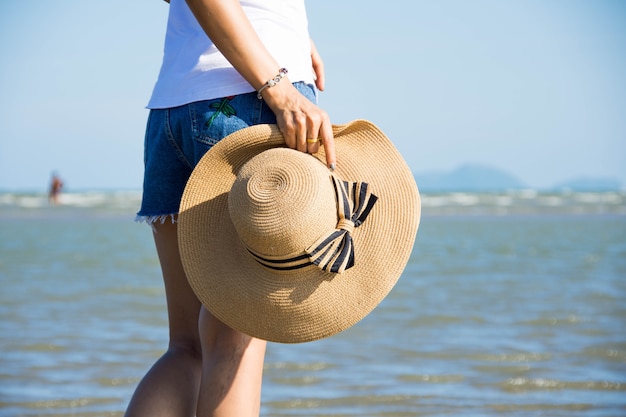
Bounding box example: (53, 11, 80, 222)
(196, 308, 267, 417)
(125, 220, 203, 417)
(126, 220, 268, 417)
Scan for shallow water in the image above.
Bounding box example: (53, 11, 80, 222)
(1, 191, 625, 416)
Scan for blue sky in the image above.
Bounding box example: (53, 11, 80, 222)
(1, 0, 625, 191)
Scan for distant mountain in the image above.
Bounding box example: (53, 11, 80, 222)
(414, 165, 623, 192)
(414, 164, 526, 192)
(552, 177, 622, 191)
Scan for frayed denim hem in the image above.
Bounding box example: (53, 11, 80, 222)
(135, 214, 177, 232)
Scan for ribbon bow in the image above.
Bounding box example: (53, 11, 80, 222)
(305, 175, 378, 273)
(247, 174, 378, 274)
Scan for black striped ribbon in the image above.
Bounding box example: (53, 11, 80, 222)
(247, 174, 378, 274)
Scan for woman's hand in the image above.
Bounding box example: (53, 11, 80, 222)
(261, 80, 336, 170)
(311, 40, 325, 92)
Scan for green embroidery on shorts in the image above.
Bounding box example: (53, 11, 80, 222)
(205, 97, 236, 128)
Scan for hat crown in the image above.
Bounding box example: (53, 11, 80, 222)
(228, 148, 336, 260)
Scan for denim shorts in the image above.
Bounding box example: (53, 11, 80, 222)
(136, 82, 317, 224)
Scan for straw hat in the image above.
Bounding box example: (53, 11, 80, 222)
(178, 120, 420, 343)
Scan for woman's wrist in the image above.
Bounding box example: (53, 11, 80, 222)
(257, 68, 288, 99)
(258, 75, 297, 108)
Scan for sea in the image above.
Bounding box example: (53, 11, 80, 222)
(1, 189, 625, 416)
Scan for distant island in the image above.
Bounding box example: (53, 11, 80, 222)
(414, 164, 623, 192)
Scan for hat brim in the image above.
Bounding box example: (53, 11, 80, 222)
(178, 120, 420, 343)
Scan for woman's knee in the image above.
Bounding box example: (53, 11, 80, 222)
(199, 307, 261, 356)
(167, 336, 202, 362)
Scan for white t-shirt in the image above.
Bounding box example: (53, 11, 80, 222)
(147, 0, 314, 109)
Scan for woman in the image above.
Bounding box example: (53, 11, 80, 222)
(127, 0, 336, 416)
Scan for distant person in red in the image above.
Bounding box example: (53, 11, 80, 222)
(48, 172, 63, 205)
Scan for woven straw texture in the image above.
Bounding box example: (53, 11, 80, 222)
(178, 120, 420, 343)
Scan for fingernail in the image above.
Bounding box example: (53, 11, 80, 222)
(329, 163, 336, 172)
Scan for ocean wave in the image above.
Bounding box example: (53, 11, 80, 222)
(1, 190, 625, 216)
(500, 377, 626, 392)
(0, 191, 142, 215)
(420, 190, 626, 215)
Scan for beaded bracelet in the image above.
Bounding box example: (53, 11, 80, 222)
(257, 68, 288, 99)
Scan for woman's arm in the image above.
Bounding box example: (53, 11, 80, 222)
(185, 0, 335, 168)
